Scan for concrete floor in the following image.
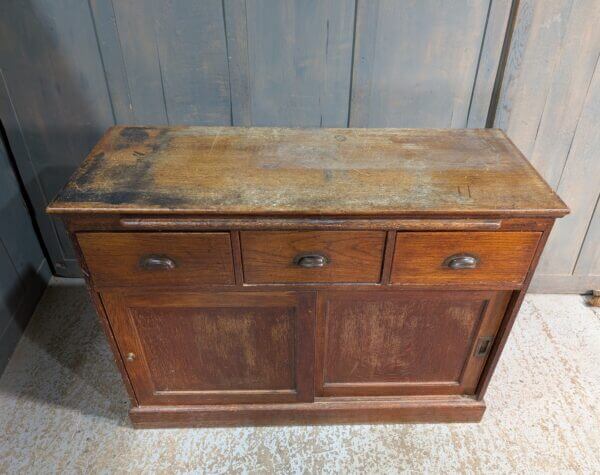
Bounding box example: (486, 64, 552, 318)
(0, 280, 598, 473)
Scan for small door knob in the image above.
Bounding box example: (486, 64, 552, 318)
(126, 352, 136, 362)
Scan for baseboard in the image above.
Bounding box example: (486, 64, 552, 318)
(529, 274, 600, 294)
(129, 396, 486, 428)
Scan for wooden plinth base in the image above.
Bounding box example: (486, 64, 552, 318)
(129, 396, 486, 428)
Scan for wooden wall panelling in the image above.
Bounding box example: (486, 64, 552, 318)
(0, 0, 116, 276)
(350, 0, 491, 127)
(0, 130, 50, 372)
(108, 0, 233, 125)
(88, 0, 136, 123)
(243, 0, 355, 126)
(108, 0, 168, 123)
(93, 0, 235, 124)
(153, 0, 232, 125)
(494, 0, 575, 159)
(533, 61, 600, 278)
(0, 73, 68, 273)
(526, 0, 600, 188)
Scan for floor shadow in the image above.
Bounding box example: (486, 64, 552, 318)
(0, 281, 131, 425)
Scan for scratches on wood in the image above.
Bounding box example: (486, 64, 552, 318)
(47, 126, 568, 217)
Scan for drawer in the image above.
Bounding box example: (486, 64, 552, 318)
(77, 232, 235, 287)
(241, 231, 386, 284)
(391, 232, 540, 285)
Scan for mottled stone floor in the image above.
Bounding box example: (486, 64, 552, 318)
(0, 280, 599, 473)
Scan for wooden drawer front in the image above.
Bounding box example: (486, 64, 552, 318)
(391, 231, 540, 285)
(241, 231, 386, 284)
(77, 232, 235, 287)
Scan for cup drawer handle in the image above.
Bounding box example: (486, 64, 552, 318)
(139, 255, 177, 270)
(443, 253, 479, 270)
(293, 253, 329, 268)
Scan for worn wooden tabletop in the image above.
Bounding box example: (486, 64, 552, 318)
(48, 126, 568, 217)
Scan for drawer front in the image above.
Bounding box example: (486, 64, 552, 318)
(391, 232, 541, 285)
(241, 231, 386, 283)
(77, 232, 235, 287)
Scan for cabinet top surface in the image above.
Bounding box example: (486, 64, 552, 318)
(48, 126, 568, 217)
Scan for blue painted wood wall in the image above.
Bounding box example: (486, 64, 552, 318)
(0, 131, 50, 372)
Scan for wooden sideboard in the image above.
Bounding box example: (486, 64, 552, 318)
(47, 127, 568, 428)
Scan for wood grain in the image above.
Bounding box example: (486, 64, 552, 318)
(244, 0, 355, 126)
(77, 232, 235, 287)
(350, 0, 490, 127)
(315, 290, 510, 397)
(391, 231, 541, 286)
(119, 217, 503, 231)
(535, 61, 600, 277)
(47, 127, 568, 217)
(129, 396, 486, 427)
(101, 290, 315, 405)
(240, 231, 386, 283)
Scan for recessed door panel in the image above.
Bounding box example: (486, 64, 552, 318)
(101, 291, 315, 405)
(316, 290, 510, 397)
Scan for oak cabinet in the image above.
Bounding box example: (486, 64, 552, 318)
(47, 126, 568, 427)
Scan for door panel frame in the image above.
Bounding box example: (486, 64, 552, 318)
(101, 290, 315, 405)
(315, 290, 511, 397)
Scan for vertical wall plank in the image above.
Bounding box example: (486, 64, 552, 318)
(467, 0, 513, 128)
(223, 0, 252, 126)
(244, 0, 355, 126)
(154, 0, 231, 125)
(350, 0, 490, 128)
(89, 0, 136, 123)
(348, 0, 380, 127)
(111, 0, 168, 123)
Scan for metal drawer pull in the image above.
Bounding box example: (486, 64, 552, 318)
(139, 255, 177, 270)
(443, 253, 478, 270)
(294, 253, 329, 268)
